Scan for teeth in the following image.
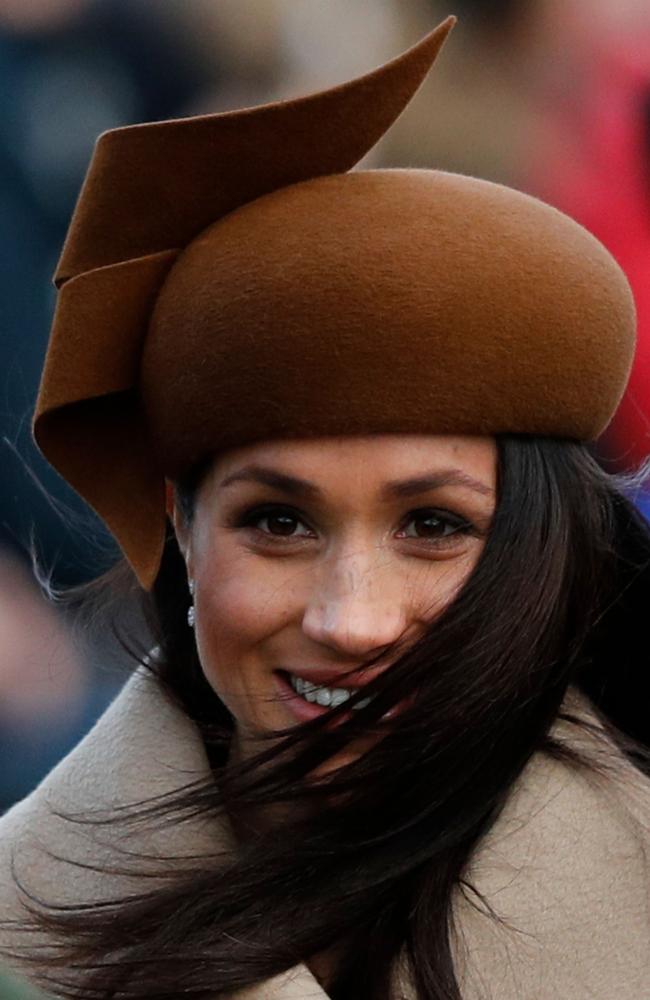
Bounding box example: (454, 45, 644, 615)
(288, 673, 372, 709)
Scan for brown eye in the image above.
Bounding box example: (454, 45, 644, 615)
(261, 512, 302, 536)
(410, 514, 453, 538)
(237, 504, 313, 539)
(399, 509, 472, 544)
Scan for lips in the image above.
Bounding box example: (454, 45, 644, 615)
(273, 670, 353, 725)
(273, 669, 412, 724)
(275, 666, 386, 690)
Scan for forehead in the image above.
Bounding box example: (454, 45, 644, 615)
(204, 434, 497, 494)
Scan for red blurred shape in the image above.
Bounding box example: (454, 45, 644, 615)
(528, 22, 650, 469)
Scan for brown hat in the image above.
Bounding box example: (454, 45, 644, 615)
(33, 16, 636, 589)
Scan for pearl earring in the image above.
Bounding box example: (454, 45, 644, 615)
(187, 579, 195, 628)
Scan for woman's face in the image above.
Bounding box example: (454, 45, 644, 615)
(172, 434, 497, 767)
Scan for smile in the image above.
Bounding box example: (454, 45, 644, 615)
(288, 673, 373, 709)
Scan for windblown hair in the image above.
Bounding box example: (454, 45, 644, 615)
(4, 435, 650, 999)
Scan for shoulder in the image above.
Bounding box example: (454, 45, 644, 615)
(451, 688, 650, 1000)
(0, 666, 227, 976)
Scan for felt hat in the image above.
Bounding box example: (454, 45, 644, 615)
(33, 15, 636, 589)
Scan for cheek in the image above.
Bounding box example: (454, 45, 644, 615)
(407, 548, 483, 621)
(447, 550, 481, 596)
(192, 549, 300, 692)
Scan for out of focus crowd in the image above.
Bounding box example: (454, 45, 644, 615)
(1, 0, 649, 813)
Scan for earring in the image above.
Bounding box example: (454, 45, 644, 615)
(187, 579, 196, 628)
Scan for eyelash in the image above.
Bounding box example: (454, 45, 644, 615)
(232, 503, 477, 549)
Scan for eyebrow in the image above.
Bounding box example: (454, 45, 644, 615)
(218, 464, 494, 500)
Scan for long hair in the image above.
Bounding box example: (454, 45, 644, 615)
(4, 434, 650, 1000)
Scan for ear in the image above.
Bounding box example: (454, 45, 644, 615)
(165, 480, 191, 565)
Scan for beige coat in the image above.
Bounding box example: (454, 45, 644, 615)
(0, 667, 649, 999)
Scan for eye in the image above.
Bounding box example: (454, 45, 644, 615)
(234, 503, 475, 547)
(236, 504, 314, 540)
(396, 508, 474, 545)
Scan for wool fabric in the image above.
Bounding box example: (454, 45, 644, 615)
(31, 15, 636, 588)
(1, 668, 649, 998)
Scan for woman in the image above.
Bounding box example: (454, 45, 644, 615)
(1, 15, 649, 1000)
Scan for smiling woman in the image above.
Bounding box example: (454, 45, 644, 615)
(172, 435, 496, 778)
(1, 14, 650, 1000)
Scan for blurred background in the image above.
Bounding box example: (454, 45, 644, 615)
(1, 0, 649, 813)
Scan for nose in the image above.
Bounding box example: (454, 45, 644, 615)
(301, 547, 411, 660)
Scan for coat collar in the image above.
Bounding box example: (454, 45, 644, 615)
(0, 667, 329, 997)
(1, 665, 649, 998)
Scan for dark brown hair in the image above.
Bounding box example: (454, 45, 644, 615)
(4, 434, 650, 999)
